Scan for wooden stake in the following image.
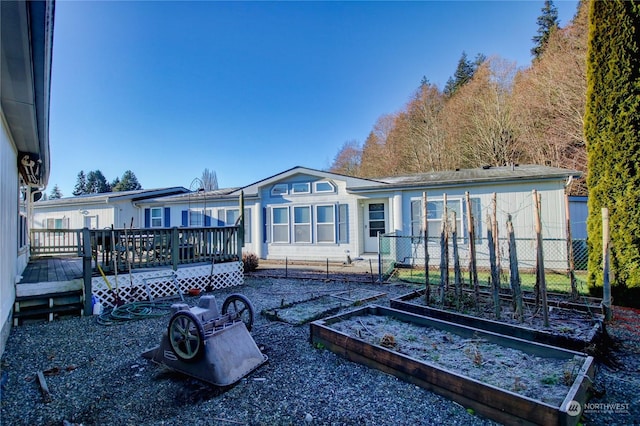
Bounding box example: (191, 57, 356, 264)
(507, 215, 523, 322)
(451, 211, 462, 307)
(423, 192, 430, 304)
(492, 192, 500, 285)
(532, 190, 548, 327)
(602, 207, 612, 320)
(465, 192, 479, 309)
(37, 371, 52, 403)
(487, 214, 500, 319)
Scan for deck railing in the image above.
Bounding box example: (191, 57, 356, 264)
(30, 229, 82, 257)
(30, 226, 242, 275)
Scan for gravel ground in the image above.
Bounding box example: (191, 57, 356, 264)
(1, 274, 639, 426)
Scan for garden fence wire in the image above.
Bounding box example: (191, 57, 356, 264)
(379, 233, 589, 296)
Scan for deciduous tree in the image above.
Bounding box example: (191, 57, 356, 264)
(329, 140, 361, 176)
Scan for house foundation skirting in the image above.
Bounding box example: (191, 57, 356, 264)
(92, 261, 244, 308)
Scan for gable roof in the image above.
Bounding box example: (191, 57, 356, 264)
(348, 164, 581, 192)
(140, 187, 241, 205)
(34, 187, 190, 207)
(229, 166, 385, 196)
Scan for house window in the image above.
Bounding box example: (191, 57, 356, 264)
(291, 182, 310, 194)
(294, 206, 311, 243)
(316, 205, 335, 243)
(272, 207, 289, 243)
(18, 214, 27, 250)
(150, 208, 163, 227)
(410, 198, 481, 240)
(271, 184, 288, 196)
(338, 204, 348, 243)
(46, 218, 69, 229)
(226, 209, 240, 226)
(314, 181, 335, 193)
(190, 210, 204, 227)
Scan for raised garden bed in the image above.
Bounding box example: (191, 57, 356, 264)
(310, 305, 594, 426)
(390, 289, 604, 352)
(262, 289, 385, 325)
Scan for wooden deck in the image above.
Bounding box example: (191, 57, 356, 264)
(14, 257, 85, 325)
(20, 257, 83, 283)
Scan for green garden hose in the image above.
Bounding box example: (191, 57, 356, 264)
(97, 300, 174, 325)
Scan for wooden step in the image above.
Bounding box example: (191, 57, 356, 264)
(13, 288, 84, 326)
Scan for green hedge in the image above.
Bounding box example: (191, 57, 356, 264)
(585, 1, 640, 303)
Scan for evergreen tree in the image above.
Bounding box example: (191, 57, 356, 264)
(49, 184, 62, 199)
(85, 170, 111, 193)
(72, 171, 87, 196)
(443, 52, 486, 97)
(531, 0, 559, 58)
(113, 170, 142, 192)
(585, 0, 640, 303)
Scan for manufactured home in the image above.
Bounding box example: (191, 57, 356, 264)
(31, 187, 190, 231)
(131, 165, 581, 265)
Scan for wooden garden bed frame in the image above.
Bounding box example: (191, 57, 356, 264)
(310, 305, 594, 426)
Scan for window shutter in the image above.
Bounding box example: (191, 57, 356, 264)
(144, 209, 150, 228)
(338, 204, 348, 243)
(182, 210, 188, 227)
(164, 208, 171, 227)
(263, 207, 271, 243)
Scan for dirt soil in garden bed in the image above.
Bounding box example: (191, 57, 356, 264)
(329, 312, 588, 407)
(262, 288, 386, 325)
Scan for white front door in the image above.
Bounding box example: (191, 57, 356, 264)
(364, 202, 386, 252)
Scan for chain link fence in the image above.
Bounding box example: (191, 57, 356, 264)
(380, 233, 589, 295)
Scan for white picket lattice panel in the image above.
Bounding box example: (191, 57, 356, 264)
(92, 262, 244, 308)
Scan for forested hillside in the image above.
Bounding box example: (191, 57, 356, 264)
(330, 1, 588, 195)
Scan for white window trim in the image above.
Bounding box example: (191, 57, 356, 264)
(150, 207, 163, 228)
(293, 205, 312, 243)
(271, 206, 290, 243)
(314, 181, 335, 193)
(315, 204, 336, 243)
(271, 184, 289, 196)
(291, 182, 310, 195)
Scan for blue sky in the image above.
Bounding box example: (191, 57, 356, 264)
(48, 0, 579, 197)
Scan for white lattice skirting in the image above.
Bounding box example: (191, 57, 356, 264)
(92, 262, 244, 307)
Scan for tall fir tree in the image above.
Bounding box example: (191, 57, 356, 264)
(113, 170, 142, 191)
(531, 0, 559, 58)
(85, 170, 111, 193)
(72, 171, 87, 196)
(585, 0, 640, 304)
(443, 52, 486, 97)
(49, 184, 62, 199)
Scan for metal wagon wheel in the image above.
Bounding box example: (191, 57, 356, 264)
(168, 310, 204, 362)
(221, 294, 255, 332)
